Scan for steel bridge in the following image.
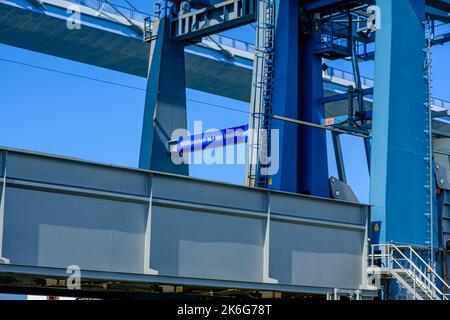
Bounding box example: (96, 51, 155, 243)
(1, 0, 450, 300)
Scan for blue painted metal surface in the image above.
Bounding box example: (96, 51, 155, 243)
(370, 0, 430, 246)
(268, 0, 299, 193)
(268, 0, 333, 196)
(320, 88, 374, 104)
(296, 9, 329, 197)
(303, 0, 351, 12)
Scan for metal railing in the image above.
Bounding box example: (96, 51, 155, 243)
(432, 97, 450, 109)
(67, 0, 151, 21)
(325, 67, 374, 88)
(428, 22, 450, 42)
(369, 244, 450, 300)
(435, 22, 450, 36)
(207, 34, 256, 53)
(325, 67, 450, 109)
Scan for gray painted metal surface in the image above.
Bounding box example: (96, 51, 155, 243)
(0, 147, 371, 295)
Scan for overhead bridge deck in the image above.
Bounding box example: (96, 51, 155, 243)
(0, 0, 254, 102)
(0, 147, 374, 297)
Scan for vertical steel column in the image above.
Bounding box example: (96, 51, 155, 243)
(370, 0, 427, 245)
(267, 0, 299, 193)
(297, 14, 329, 197)
(139, 18, 188, 175)
(266, 1, 329, 196)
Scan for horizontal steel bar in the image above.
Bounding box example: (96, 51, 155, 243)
(5, 178, 150, 204)
(270, 213, 366, 231)
(427, 0, 450, 13)
(155, 198, 365, 231)
(172, 14, 255, 41)
(152, 197, 266, 219)
(302, 0, 356, 12)
(272, 115, 371, 138)
(319, 87, 374, 104)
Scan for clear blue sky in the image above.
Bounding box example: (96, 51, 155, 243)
(0, 0, 449, 205)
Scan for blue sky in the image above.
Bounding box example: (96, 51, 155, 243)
(0, 0, 449, 205)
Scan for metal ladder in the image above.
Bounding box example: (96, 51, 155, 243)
(368, 244, 450, 300)
(424, 19, 435, 265)
(247, 0, 276, 188)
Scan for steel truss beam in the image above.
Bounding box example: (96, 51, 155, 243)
(170, 0, 256, 41)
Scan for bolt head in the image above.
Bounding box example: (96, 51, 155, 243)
(440, 178, 445, 184)
(335, 190, 341, 197)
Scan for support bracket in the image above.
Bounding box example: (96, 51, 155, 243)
(262, 192, 278, 284)
(170, 0, 256, 41)
(143, 174, 159, 275)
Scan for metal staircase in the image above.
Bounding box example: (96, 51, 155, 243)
(368, 244, 450, 300)
(247, 0, 276, 188)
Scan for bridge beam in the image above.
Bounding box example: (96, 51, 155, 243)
(297, 15, 329, 197)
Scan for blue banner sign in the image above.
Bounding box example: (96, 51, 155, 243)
(170, 124, 249, 153)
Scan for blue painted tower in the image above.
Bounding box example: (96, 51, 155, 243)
(256, 0, 329, 197)
(370, 0, 430, 247)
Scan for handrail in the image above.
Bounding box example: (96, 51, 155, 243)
(67, 0, 151, 22)
(325, 67, 374, 88)
(372, 250, 440, 299)
(390, 245, 444, 299)
(370, 244, 450, 300)
(389, 255, 435, 300)
(206, 34, 256, 53)
(325, 68, 450, 108)
(395, 245, 450, 294)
